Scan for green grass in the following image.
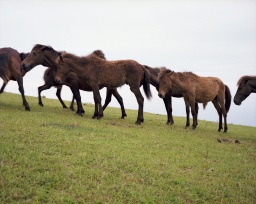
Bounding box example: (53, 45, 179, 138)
(0, 92, 255, 203)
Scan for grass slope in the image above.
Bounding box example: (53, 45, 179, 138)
(0, 93, 255, 203)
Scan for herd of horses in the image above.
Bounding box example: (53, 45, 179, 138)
(0, 45, 255, 132)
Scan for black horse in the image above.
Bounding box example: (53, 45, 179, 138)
(234, 75, 256, 105)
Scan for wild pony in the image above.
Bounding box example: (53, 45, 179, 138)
(144, 65, 199, 125)
(234, 76, 256, 106)
(0, 47, 30, 110)
(38, 51, 127, 118)
(22, 44, 152, 124)
(158, 67, 232, 132)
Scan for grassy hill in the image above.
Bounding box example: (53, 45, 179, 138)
(0, 92, 255, 203)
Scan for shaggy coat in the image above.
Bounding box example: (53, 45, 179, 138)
(38, 51, 127, 118)
(158, 67, 231, 132)
(22, 44, 151, 124)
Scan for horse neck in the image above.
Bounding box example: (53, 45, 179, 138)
(249, 79, 256, 93)
(63, 57, 84, 73)
(169, 72, 189, 93)
(43, 51, 60, 70)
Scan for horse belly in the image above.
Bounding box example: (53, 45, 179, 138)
(98, 71, 126, 88)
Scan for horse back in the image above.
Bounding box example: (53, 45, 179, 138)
(96, 59, 144, 88)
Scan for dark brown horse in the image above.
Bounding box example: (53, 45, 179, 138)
(22, 44, 151, 124)
(144, 65, 199, 125)
(38, 51, 127, 118)
(0, 47, 30, 110)
(158, 68, 232, 132)
(234, 75, 256, 106)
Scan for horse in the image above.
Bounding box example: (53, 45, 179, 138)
(22, 44, 151, 124)
(144, 65, 199, 125)
(157, 67, 232, 132)
(234, 76, 256, 106)
(38, 52, 127, 119)
(0, 47, 30, 110)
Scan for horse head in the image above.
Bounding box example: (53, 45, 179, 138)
(234, 77, 254, 105)
(158, 68, 174, 98)
(21, 44, 61, 72)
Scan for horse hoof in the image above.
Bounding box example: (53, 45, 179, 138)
(25, 107, 30, 111)
(135, 121, 141, 125)
(39, 103, 44, 107)
(76, 112, 83, 116)
(120, 114, 127, 119)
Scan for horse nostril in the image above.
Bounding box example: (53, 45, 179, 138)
(158, 93, 163, 98)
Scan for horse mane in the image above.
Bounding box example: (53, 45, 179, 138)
(237, 75, 256, 86)
(33, 44, 61, 58)
(158, 67, 173, 80)
(61, 50, 106, 64)
(158, 67, 197, 82)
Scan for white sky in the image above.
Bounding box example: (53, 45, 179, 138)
(1, 0, 256, 127)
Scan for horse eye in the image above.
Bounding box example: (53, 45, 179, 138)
(32, 52, 36, 56)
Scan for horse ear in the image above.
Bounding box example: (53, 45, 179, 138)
(168, 70, 174, 76)
(58, 52, 64, 61)
(41, 46, 48, 52)
(243, 79, 248, 84)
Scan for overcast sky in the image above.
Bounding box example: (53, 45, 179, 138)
(1, 0, 256, 127)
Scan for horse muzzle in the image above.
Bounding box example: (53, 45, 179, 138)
(158, 92, 165, 98)
(233, 98, 241, 106)
(21, 63, 31, 72)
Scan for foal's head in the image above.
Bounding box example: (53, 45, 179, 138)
(158, 68, 174, 98)
(21, 44, 62, 72)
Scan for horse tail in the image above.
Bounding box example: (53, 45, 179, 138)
(142, 66, 152, 99)
(224, 84, 232, 113)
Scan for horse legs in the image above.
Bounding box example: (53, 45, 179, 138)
(185, 102, 199, 128)
(130, 86, 144, 125)
(185, 102, 190, 127)
(185, 97, 197, 129)
(217, 95, 228, 133)
(69, 95, 76, 111)
(55, 85, 68, 109)
(195, 103, 199, 126)
(92, 86, 103, 119)
(163, 93, 173, 125)
(102, 88, 112, 111)
(70, 85, 84, 115)
(17, 77, 30, 111)
(112, 89, 127, 119)
(0, 81, 7, 93)
(38, 82, 63, 107)
(212, 98, 223, 132)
